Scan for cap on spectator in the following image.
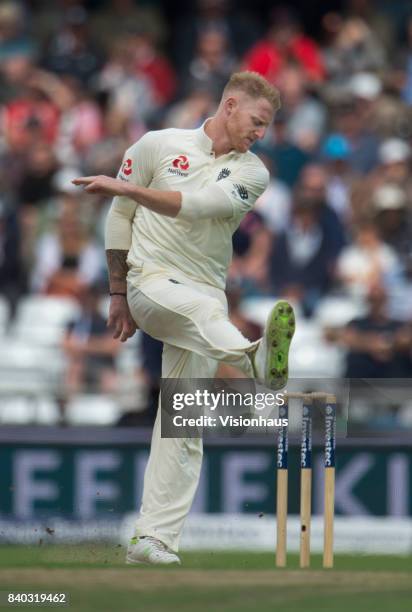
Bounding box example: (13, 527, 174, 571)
(349, 72, 382, 100)
(372, 184, 406, 211)
(322, 134, 351, 160)
(379, 139, 411, 165)
(53, 168, 82, 194)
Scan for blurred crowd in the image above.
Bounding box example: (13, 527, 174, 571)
(2, 0, 412, 402)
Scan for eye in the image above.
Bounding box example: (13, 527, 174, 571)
(253, 117, 265, 128)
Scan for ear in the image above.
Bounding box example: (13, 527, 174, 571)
(224, 95, 237, 116)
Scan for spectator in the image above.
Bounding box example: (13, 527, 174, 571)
(333, 94, 381, 174)
(377, 139, 412, 191)
(298, 163, 346, 258)
(23, 69, 104, 167)
(350, 138, 412, 222)
(183, 28, 235, 101)
(17, 141, 58, 210)
(62, 282, 120, 396)
(372, 184, 412, 277)
(275, 65, 326, 152)
(230, 210, 272, 295)
(16, 141, 59, 274)
(242, 6, 325, 83)
(269, 190, 343, 317)
(90, 0, 166, 54)
(337, 283, 412, 378)
(346, 0, 394, 53)
(30, 188, 104, 297)
(336, 219, 401, 297)
(349, 72, 382, 127)
(130, 30, 176, 107)
(321, 133, 357, 226)
(96, 35, 156, 138)
(163, 87, 215, 129)
(254, 109, 310, 187)
(253, 153, 291, 234)
(0, 1, 33, 63)
(1, 60, 60, 152)
(41, 5, 102, 85)
(322, 16, 386, 86)
(174, 0, 259, 69)
(53, 75, 104, 167)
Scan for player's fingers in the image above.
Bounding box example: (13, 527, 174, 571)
(112, 324, 122, 339)
(128, 319, 137, 333)
(120, 327, 132, 342)
(71, 176, 96, 185)
(120, 322, 136, 342)
(84, 183, 98, 192)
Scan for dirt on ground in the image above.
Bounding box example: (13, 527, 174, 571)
(1, 569, 411, 591)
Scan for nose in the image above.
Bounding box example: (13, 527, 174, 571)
(254, 127, 266, 140)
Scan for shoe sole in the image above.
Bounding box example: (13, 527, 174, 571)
(126, 556, 147, 565)
(264, 300, 295, 390)
(126, 555, 181, 566)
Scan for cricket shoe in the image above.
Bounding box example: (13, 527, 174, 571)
(126, 536, 181, 566)
(251, 300, 295, 390)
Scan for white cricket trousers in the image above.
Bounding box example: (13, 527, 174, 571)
(127, 265, 258, 551)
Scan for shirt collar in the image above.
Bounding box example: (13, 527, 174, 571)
(193, 119, 214, 154)
(193, 119, 241, 159)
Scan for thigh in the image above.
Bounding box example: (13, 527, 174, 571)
(162, 343, 218, 379)
(128, 280, 252, 355)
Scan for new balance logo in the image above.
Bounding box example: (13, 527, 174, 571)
(234, 184, 249, 200)
(217, 168, 231, 181)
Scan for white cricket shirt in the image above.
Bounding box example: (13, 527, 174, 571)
(112, 122, 269, 289)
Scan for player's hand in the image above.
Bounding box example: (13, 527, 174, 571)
(107, 295, 138, 342)
(72, 175, 129, 197)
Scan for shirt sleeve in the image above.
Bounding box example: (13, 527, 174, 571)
(116, 131, 158, 187)
(178, 161, 269, 221)
(105, 131, 159, 250)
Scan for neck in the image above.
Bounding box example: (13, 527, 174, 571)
(204, 115, 233, 157)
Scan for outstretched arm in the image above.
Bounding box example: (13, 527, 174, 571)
(73, 161, 269, 221)
(73, 175, 182, 217)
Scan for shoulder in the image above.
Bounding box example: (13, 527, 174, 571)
(126, 128, 194, 154)
(126, 130, 162, 153)
(239, 151, 270, 187)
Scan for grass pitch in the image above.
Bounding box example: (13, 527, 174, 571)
(0, 546, 411, 611)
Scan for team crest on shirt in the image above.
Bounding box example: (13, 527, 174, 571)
(118, 157, 133, 180)
(233, 183, 249, 200)
(217, 168, 231, 181)
(169, 154, 190, 176)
